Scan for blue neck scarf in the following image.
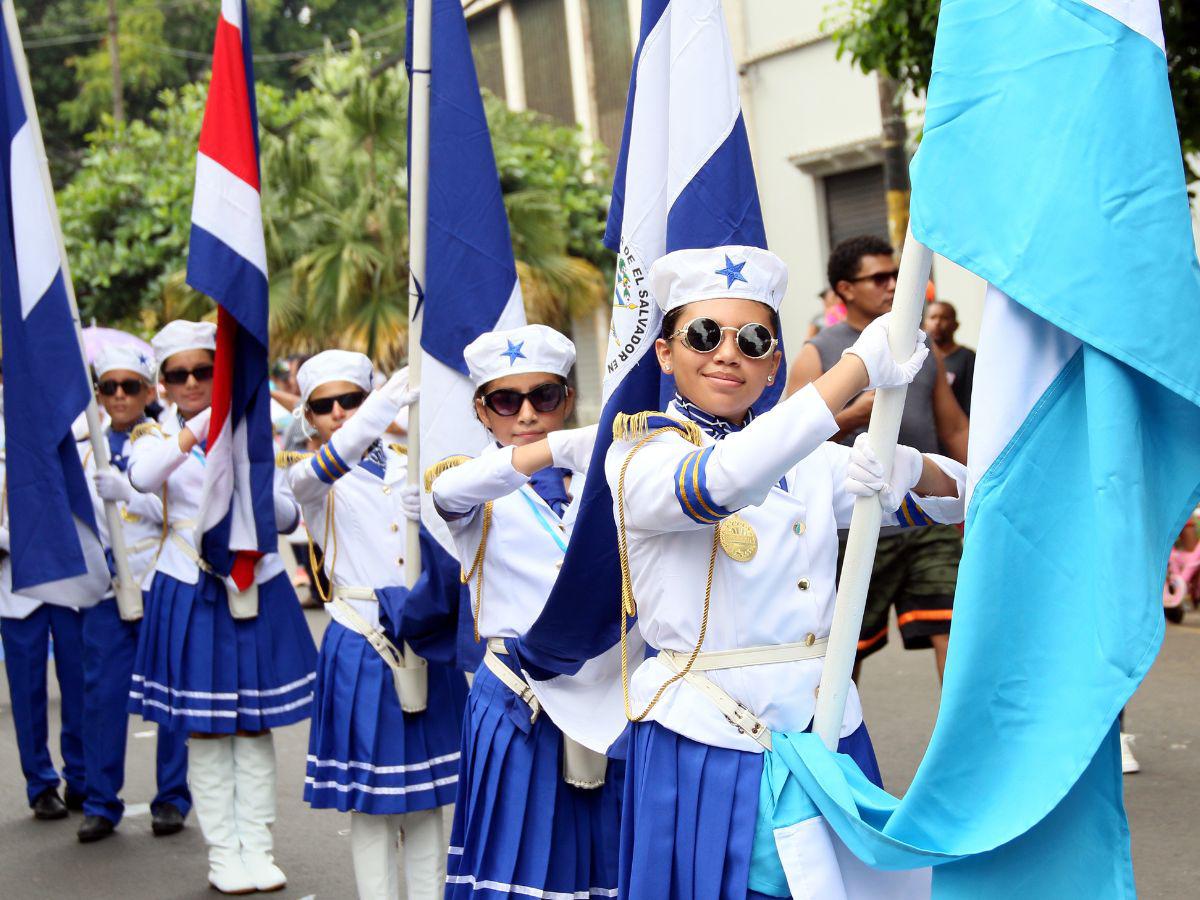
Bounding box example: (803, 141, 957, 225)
(359, 440, 388, 480)
(528, 466, 570, 519)
(673, 392, 755, 440)
(107, 418, 146, 472)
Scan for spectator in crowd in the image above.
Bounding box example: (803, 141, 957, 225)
(805, 287, 847, 339)
(787, 235, 969, 681)
(923, 300, 976, 415)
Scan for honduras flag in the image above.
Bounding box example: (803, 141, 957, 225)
(189, 0, 277, 585)
(0, 5, 107, 605)
(752, 2, 1200, 897)
(407, 0, 525, 669)
(512, 0, 776, 752)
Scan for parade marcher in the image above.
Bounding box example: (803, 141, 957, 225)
(126, 320, 318, 894)
(608, 247, 966, 896)
(0, 468, 86, 821)
(283, 350, 466, 900)
(75, 343, 191, 843)
(429, 324, 620, 900)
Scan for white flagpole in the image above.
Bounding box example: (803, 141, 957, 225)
(405, 0, 432, 591)
(1, 0, 142, 620)
(813, 224, 932, 748)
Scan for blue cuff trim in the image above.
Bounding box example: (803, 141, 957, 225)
(673, 447, 734, 525)
(325, 441, 350, 476)
(896, 493, 932, 527)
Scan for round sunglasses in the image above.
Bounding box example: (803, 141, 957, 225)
(161, 364, 215, 385)
(307, 390, 367, 415)
(97, 378, 146, 397)
(669, 317, 777, 359)
(481, 382, 567, 417)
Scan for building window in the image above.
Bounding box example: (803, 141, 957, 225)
(585, 0, 633, 158)
(519, 0, 576, 123)
(824, 165, 888, 248)
(467, 7, 506, 101)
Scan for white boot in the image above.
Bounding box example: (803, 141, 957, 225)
(350, 812, 401, 900)
(1121, 732, 1141, 774)
(232, 733, 287, 892)
(189, 737, 255, 895)
(401, 807, 447, 900)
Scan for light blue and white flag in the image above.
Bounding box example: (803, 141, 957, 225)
(0, 6, 107, 605)
(756, 1, 1200, 896)
(514, 0, 773, 752)
(407, 0, 525, 669)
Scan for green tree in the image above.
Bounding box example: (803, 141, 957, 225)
(825, 0, 1199, 179)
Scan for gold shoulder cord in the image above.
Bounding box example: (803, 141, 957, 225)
(613, 414, 718, 724)
(423, 456, 491, 642)
(388, 443, 408, 456)
(306, 490, 338, 604)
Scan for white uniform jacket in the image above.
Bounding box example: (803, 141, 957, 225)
(431, 444, 579, 641)
(80, 429, 165, 599)
(285, 443, 411, 632)
(127, 416, 288, 587)
(607, 384, 966, 753)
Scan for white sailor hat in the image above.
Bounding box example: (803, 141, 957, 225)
(464, 324, 576, 388)
(296, 350, 375, 408)
(648, 245, 788, 315)
(151, 320, 217, 372)
(94, 342, 155, 382)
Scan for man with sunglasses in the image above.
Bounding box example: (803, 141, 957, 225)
(73, 343, 191, 843)
(788, 235, 969, 683)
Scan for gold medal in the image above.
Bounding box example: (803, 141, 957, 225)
(717, 514, 758, 562)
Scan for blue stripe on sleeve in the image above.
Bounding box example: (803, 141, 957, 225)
(674, 450, 719, 524)
(325, 441, 350, 476)
(692, 446, 735, 520)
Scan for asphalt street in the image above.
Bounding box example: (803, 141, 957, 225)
(0, 607, 1196, 899)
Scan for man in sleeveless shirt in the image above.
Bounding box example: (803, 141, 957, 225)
(786, 235, 969, 681)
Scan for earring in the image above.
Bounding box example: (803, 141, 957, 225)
(767, 375, 775, 384)
(664, 366, 673, 373)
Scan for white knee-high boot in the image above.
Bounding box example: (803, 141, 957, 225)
(350, 812, 400, 900)
(401, 807, 447, 900)
(232, 733, 286, 892)
(189, 737, 255, 895)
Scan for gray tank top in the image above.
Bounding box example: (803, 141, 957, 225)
(808, 321, 940, 453)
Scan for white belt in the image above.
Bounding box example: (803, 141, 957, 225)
(483, 638, 541, 723)
(330, 587, 405, 670)
(166, 518, 215, 574)
(656, 640, 829, 751)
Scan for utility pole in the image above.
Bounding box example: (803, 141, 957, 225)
(106, 0, 125, 124)
(877, 74, 908, 250)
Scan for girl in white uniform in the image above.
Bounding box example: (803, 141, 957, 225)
(283, 350, 467, 900)
(430, 324, 621, 900)
(607, 247, 967, 898)
(126, 320, 318, 894)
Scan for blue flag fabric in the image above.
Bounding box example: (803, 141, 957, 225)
(757, 2, 1200, 896)
(406, 0, 526, 671)
(0, 11, 106, 604)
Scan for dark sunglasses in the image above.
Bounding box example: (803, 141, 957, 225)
(669, 317, 777, 359)
(307, 390, 367, 415)
(97, 378, 145, 397)
(482, 382, 567, 417)
(161, 364, 215, 385)
(849, 269, 900, 288)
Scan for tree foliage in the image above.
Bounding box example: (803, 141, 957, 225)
(57, 38, 611, 365)
(825, 0, 1200, 179)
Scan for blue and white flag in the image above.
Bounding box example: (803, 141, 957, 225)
(756, 2, 1200, 896)
(0, 6, 107, 605)
(408, 0, 525, 669)
(513, 0, 773, 751)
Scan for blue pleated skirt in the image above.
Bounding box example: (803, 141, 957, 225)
(619, 720, 882, 900)
(129, 570, 318, 733)
(446, 661, 622, 899)
(304, 619, 467, 815)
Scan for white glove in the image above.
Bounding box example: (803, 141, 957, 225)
(843, 434, 924, 513)
(378, 372, 419, 410)
(95, 467, 134, 504)
(842, 313, 930, 390)
(327, 381, 419, 468)
(185, 407, 212, 445)
(546, 423, 599, 473)
(400, 484, 422, 523)
(0, 526, 9, 552)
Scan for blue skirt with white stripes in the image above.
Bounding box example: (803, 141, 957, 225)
(129, 570, 317, 733)
(446, 660, 622, 899)
(304, 619, 466, 815)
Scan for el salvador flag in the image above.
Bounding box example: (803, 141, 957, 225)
(407, 0, 525, 669)
(0, 5, 107, 605)
(189, 0, 277, 584)
(755, 2, 1200, 897)
(512, 0, 779, 752)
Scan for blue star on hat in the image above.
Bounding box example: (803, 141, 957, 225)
(715, 255, 748, 289)
(501, 340, 526, 365)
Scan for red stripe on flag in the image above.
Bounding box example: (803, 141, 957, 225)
(207, 306, 236, 457)
(197, 16, 259, 191)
